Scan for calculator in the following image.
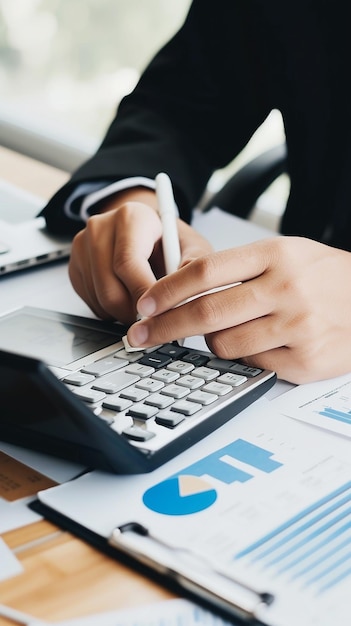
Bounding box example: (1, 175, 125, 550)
(0, 307, 276, 473)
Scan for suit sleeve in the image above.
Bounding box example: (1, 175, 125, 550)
(41, 0, 273, 235)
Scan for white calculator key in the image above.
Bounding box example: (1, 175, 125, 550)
(171, 400, 202, 416)
(144, 393, 174, 409)
(102, 396, 133, 412)
(136, 378, 164, 392)
(187, 390, 218, 405)
(167, 360, 194, 374)
(202, 381, 232, 396)
(217, 373, 247, 386)
(63, 372, 95, 386)
(92, 371, 139, 393)
(152, 369, 180, 383)
(127, 403, 158, 420)
(81, 356, 128, 377)
(71, 387, 106, 404)
(161, 384, 190, 399)
(192, 366, 219, 381)
(176, 375, 204, 389)
(120, 386, 149, 402)
(125, 363, 155, 377)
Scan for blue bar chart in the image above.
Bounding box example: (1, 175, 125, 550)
(274, 378, 351, 438)
(143, 438, 283, 515)
(233, 481, 351, 595)
(178, 438, 283, 484)
(312, 389, 351, 437)
(319, 407, 351, 425)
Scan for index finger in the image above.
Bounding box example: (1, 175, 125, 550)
(137, 237, 277, 318)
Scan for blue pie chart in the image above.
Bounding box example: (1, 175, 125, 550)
(143, 475, 217, 515)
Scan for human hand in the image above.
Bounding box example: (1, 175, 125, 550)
(68, 187, 213, 324)
(126, 236, 351, 384)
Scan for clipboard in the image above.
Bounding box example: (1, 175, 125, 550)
(29, 401, 351, 626)
(30, 498, 270, 625)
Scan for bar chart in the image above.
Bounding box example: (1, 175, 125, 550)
(234, 481, 351, 595)
(318, 406, 351, 425)
(143, 438, 283, 515)
(310, 387, 351, 436)
(273, 376, 351, 438)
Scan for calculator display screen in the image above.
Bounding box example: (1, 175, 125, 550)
(0, 309, 120, 367)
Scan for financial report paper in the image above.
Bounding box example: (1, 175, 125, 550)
(36, 395, 351, 626)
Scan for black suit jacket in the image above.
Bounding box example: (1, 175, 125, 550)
(42, 0, 351, 251)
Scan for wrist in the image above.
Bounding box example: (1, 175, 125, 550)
(97, 186, 158, 214)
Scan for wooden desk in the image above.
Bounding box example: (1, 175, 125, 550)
(0, 146, 173, 625)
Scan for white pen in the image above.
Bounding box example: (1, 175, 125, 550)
(155, 172, 184, 347)
(155, 172, 181, 275)
(122, 172, 181, 352)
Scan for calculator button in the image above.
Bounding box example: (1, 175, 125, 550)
(187, 390, 218, 405)
(167, 360, 194, 374)
(135, 378, 164, 392)
(102, 397, 132, 412)
(125, 363, 155, 377)
(144, 393, 174, 409)
(71, 388, 106, 403)
(191, 366, 219, 381)
(122, 426, 156, 442)
(127, 403, 158, 420)
(138, 353, 172, 369)
(171, 400, 202, 416)
(152, 369, 180, 383)
(176, 375, 204, 389)
(182, 352, 209, 366)
(158, 343, 189, 359)
(81, 356, 128, 377)
(161, 384, 190, 399)
(202, 382, 232, 396)
(92, 372, 139, 393)
(217, 373, 247, 386)
(63, 372, 95, 386)
(120, 386, 149, 402)
(155, 413, 185, 428)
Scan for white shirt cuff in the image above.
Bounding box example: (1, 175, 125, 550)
(63, 181, 108, 221)
(65, 177, 156, 223)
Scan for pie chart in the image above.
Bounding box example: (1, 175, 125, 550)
(142, 474, 217, 515)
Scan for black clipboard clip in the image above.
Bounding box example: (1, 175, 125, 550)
(109, 522, 274, 623)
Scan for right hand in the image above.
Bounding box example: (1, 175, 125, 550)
(68, 187, 213, 324)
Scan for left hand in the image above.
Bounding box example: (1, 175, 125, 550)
(126, 236, 351, 384)
(68, 187, 213, 324)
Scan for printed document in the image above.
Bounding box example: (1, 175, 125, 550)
(36, 399, 351, 626)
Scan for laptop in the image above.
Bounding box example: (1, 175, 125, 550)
(0, 306, 276, 474)
(0, 178, 71, 274)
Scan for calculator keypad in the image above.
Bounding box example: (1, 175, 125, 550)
(62, 342, 265, 453)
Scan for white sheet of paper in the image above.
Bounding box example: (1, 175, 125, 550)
(272, 372, 351, 438)
(37, 400, 351, 626)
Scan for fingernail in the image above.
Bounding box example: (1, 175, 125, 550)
(128, 323, 149, 347)
(137, 296, 157, 317)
